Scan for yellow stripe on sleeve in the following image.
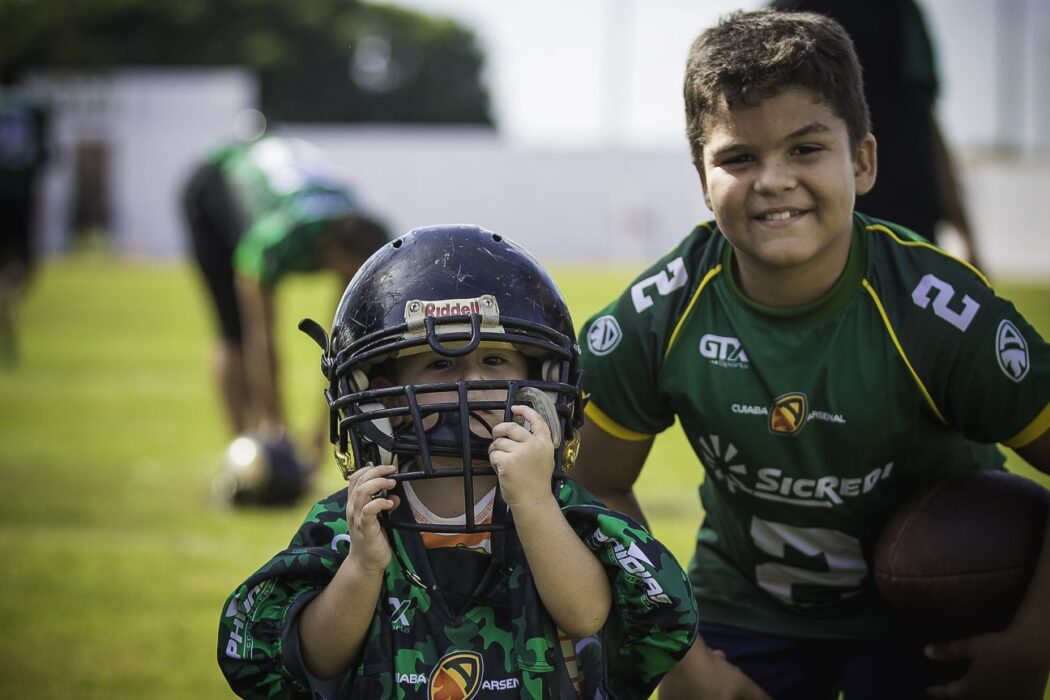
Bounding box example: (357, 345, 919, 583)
(665, 264, 722, 359)
(1005, 402, 1050, 449)
(584, 402, 653, 442)
(862, 279, 947, 425)
(867, 223, 991, 288)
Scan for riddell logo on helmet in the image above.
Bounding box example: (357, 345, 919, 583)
(423, 300, 482, 317)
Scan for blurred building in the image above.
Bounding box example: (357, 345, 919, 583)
(24, 66, 1050, 277)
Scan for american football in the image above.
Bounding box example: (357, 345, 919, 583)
(874, 470, 1049, 636)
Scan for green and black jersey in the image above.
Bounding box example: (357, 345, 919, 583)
(579, 212, 1050, 639)
(209, 136, 357, 287)
(218, 479, 698, 699)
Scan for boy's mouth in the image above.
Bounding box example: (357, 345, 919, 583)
(755, 208, 807, 222)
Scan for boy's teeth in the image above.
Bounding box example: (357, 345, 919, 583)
(764, 210, 796, 220)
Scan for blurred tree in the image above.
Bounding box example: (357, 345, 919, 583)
(0, 0, 492, 124)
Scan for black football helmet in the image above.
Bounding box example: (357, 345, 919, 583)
(299, 224, 584, 533)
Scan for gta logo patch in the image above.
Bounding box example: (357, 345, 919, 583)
(769, 393, 807, 435)
(699, 333, 750, 369)
(586, 315, 622, 356)
(996, 320, 1029, 382)
(429, 651, 483, 700)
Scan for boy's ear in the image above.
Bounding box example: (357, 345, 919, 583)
(695, 160, 714, 211)
(853, 133, 878, 196)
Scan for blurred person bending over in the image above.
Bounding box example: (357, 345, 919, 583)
(182, 131, 389, 505)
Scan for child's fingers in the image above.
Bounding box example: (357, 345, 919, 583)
(488, 437, 518, 455)
(511, 404, 551, 439)
(350, 464, 397, 505)
(359, 494, 397, 519)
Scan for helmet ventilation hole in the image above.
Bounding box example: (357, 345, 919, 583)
(491, 233, 503, 242)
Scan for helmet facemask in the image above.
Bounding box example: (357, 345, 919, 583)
(314, 299, 582, 534)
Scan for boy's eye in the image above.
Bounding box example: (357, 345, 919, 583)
(792, 144, 823, 156)
(720, 153, 754, 167)
(426, 358, 453, 372)
(483, 354, 507, 366)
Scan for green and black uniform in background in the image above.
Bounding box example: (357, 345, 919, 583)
(182, 135, 374, 343)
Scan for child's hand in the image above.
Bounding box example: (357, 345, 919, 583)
(345, 463, 399, 573)
(489, 404, 555, 507)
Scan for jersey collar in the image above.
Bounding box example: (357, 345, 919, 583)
(720, 216, 867, 326)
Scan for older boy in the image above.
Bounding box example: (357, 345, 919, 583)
(573, 10, 1050, 699)
(218, 225, 698, 698)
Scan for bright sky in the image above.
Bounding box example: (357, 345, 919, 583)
(391, 0, 1049, 153)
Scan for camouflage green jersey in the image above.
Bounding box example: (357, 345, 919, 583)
(218, 478, 698, 698)
(208, 136, 359, 287)
(578, 213, 1050, 639)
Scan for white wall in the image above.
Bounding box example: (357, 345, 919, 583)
(287, 124, 707, 264)
(26, 68, 1050, 279)
(30, 68, 257, 256)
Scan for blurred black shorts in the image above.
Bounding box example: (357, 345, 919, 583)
(181, 162, 243, 344)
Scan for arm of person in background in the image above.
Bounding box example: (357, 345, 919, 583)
(573, 420, 771, 700)
(234, 274, 284, 439)
(926, 427, 1050, 699)
(931, 115, 985, 273)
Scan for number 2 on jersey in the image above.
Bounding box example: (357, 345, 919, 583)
(750, 517, 867, 606)
(911, 273, 980, 331)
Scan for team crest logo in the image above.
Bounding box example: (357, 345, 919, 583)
(996, 320, 1029, 382)
(429, 651, 483, 700)
(587, 315, 622, 356)
(769, 393, 807, 435)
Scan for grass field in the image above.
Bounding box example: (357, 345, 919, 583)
(0, 253, 1047, 698)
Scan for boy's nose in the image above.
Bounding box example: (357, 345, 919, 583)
(754, 159, 797, 193)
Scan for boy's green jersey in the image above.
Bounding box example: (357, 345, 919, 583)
(208, 136, 357, 287)
(579, 213, 1050, 639)
(218, 479, 698, 699)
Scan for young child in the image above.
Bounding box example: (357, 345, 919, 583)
(572, 9, 1050, 700)
(218, 224, 698, 699)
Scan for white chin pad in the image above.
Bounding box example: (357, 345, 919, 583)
(351, 369, 369, 391)
(541, 359, 560, 382)
(513, 386, 562, 448)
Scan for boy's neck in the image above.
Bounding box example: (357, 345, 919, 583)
(730, 225, 856, 309)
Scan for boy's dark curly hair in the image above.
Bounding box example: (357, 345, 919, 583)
(684, 9, 870, 164)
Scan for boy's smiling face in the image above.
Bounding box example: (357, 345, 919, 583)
(698, 86, 877, 306)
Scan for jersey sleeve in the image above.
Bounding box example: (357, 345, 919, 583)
(217, 495, 351, 699)
(558, 480, 698, 699)
(578, 230, 713, 439)
(871, 232, 1050, 446)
